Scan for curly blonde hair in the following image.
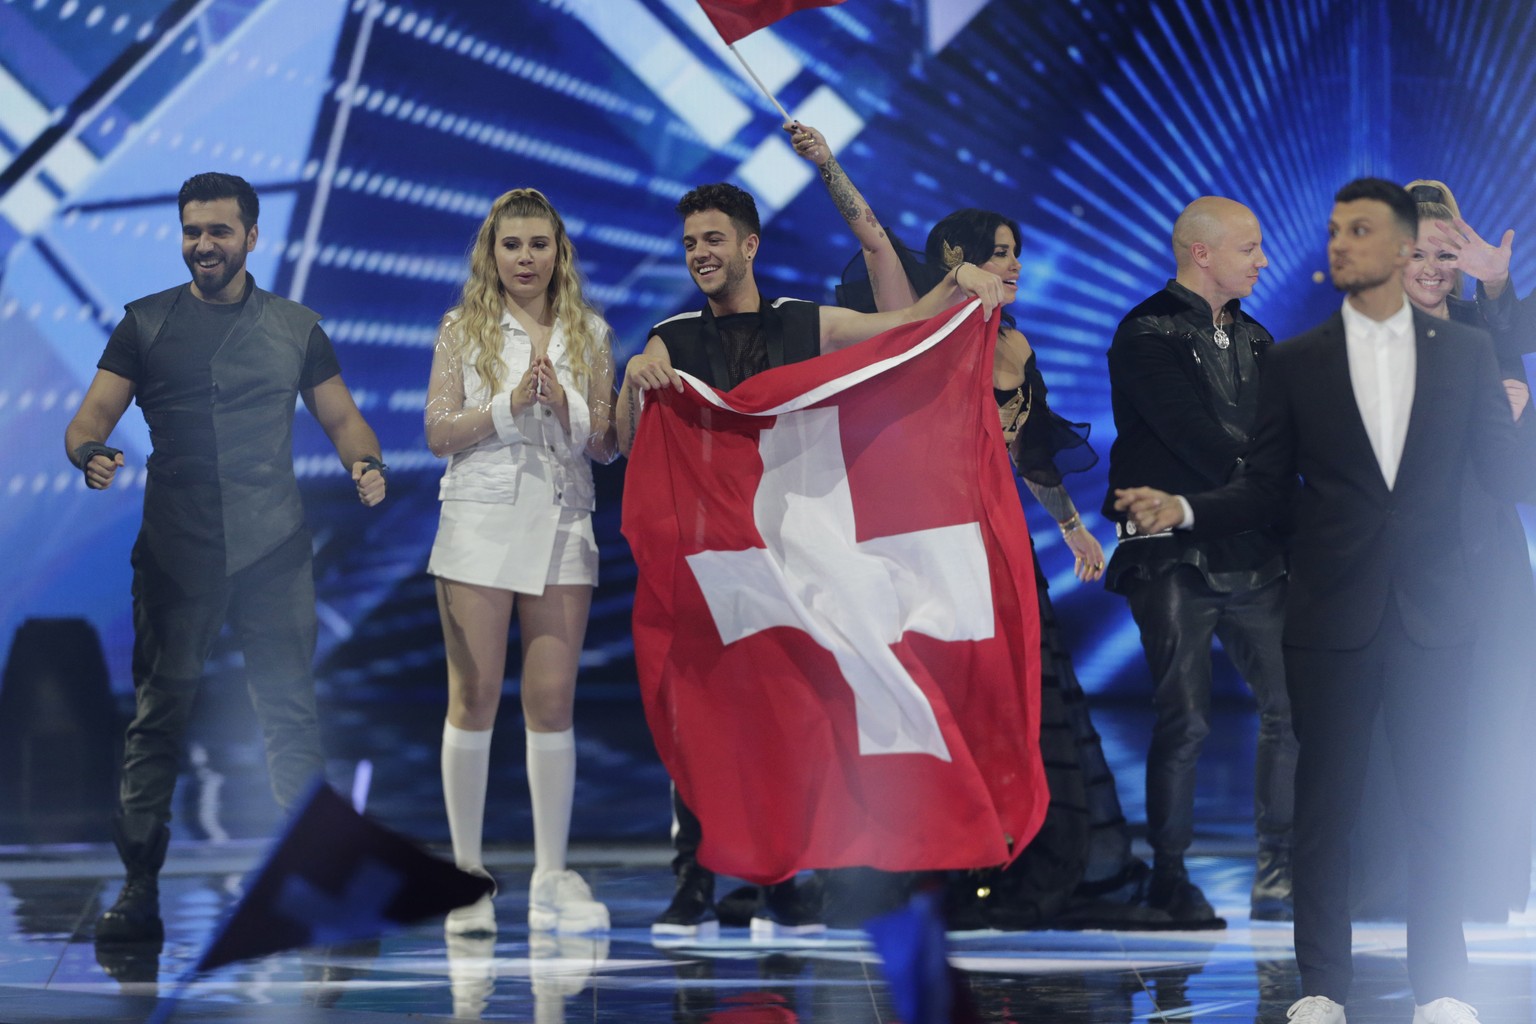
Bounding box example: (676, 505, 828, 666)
(446, 188, 603, 394)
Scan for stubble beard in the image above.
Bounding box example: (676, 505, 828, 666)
(1333, 266, 1394, 295)
(187, 253, 244, 297)
(694, 253, 749, 301)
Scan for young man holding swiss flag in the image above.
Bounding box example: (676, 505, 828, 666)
(618, 182, 1035, 940)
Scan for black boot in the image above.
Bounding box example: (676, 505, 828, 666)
(1148, 856, 1225, 929)
(652, 864, 717, 938)
(96, 814, 169, 944)
(1249, 844, 1294, 921)
(94, 938, 161, 985)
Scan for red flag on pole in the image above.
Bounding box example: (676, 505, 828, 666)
(696, 0, 849, 45)
(621, 302, 1046, 884)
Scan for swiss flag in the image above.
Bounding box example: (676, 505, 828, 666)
(622, 301, 1045, 884)
(696, 0, 848, 45)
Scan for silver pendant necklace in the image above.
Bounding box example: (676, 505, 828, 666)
(1212, 310, 1231, 350)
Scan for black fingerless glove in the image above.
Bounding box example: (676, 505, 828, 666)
(71, 441, 122, 475)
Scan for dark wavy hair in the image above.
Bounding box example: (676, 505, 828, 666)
(925, 208, 1022, 327)
(1335, 178, 1417, 240)
(178, 172, 259, 229)
(676, 182, 761, 240)
(924, 208, 1021, 271)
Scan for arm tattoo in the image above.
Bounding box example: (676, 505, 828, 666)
(623, 388, 639, 453)
(1024, 480, 1077, 523)
(820, 158, 864, 227)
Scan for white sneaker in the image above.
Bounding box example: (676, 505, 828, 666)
(528, 932, 610, 997)
(1413, 997, 1480, 1024)
(446, 868, 498, 936)
(445, 931, 497, 1018)
(1287, 995, 1346, 1024)
(528, 869, 610, 934)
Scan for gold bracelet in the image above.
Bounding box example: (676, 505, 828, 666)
(1058, 513, 1083, 536)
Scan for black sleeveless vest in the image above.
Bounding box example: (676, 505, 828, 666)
(651, 296, 820, 388)
(124, 279, 322, 575)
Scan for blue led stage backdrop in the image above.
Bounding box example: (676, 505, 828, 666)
(3, 0, 1535, 704)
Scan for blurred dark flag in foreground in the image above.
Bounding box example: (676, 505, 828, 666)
(196, 781, 490, 972)
(865, 889, 976, 1024)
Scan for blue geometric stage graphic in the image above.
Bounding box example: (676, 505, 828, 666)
(3, 0, 1534, 721)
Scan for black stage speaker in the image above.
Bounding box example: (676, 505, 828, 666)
(0, 618, 121, 843)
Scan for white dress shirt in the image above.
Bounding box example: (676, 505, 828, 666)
(1174, 296, 1417, 528)
(1341, 297, 1416, 489)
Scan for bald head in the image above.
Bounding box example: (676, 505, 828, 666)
(1173, 197, 1258, 267)
(1172, 196, 1268, 305)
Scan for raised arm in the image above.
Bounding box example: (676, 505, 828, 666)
(1428, 216, 1514, 299)
(817, 262, 1003, 353)
(788, 121, 917, 313)
(65, 369, 136, 489)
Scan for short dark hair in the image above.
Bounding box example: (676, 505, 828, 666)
(676, 182, 760, 240)
(1334, 177, 1417, 239)
(178, 172, 259, 229)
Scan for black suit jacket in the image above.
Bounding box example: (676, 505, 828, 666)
(1188, 308, 1536, 650)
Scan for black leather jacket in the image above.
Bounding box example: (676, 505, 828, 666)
(1101, 280, 1285, 594)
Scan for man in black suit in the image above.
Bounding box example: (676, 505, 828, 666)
(1102, 197, 1295, 924)
(1116, 179, 1536, 1024)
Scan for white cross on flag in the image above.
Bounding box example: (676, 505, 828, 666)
(622, 301, 1046, 883)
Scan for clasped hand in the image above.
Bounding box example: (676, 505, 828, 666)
(511, 357, 565, 415)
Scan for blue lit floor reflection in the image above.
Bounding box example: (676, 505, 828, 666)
(2, 853, 1536, 1023)
(3, 701, 1535, 1022)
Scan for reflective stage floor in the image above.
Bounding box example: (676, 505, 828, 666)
(3, 845, 1535, 1024)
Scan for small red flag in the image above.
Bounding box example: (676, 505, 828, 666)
(696, 0, 849, 45)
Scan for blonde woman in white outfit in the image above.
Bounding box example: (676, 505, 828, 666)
(425, 188, 618, 935)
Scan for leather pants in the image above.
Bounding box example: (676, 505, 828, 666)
(1127, 565, 1295, 860)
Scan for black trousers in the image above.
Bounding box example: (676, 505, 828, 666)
(1286, 603, 1469, 1004)
(670, 783, 704, 876)
(122, 528, 324, 824)
(1126, 566, 1295, 860)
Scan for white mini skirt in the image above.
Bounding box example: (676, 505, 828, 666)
(427, 496, 598, 595)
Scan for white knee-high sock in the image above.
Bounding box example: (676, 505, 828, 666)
(442, 721, 494, 871)
(526, 728, 576, 875)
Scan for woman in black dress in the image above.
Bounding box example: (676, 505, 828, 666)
(792, 122, 1178, 929)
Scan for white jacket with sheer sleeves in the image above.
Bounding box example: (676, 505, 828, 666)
(424, 308, 617, 510)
